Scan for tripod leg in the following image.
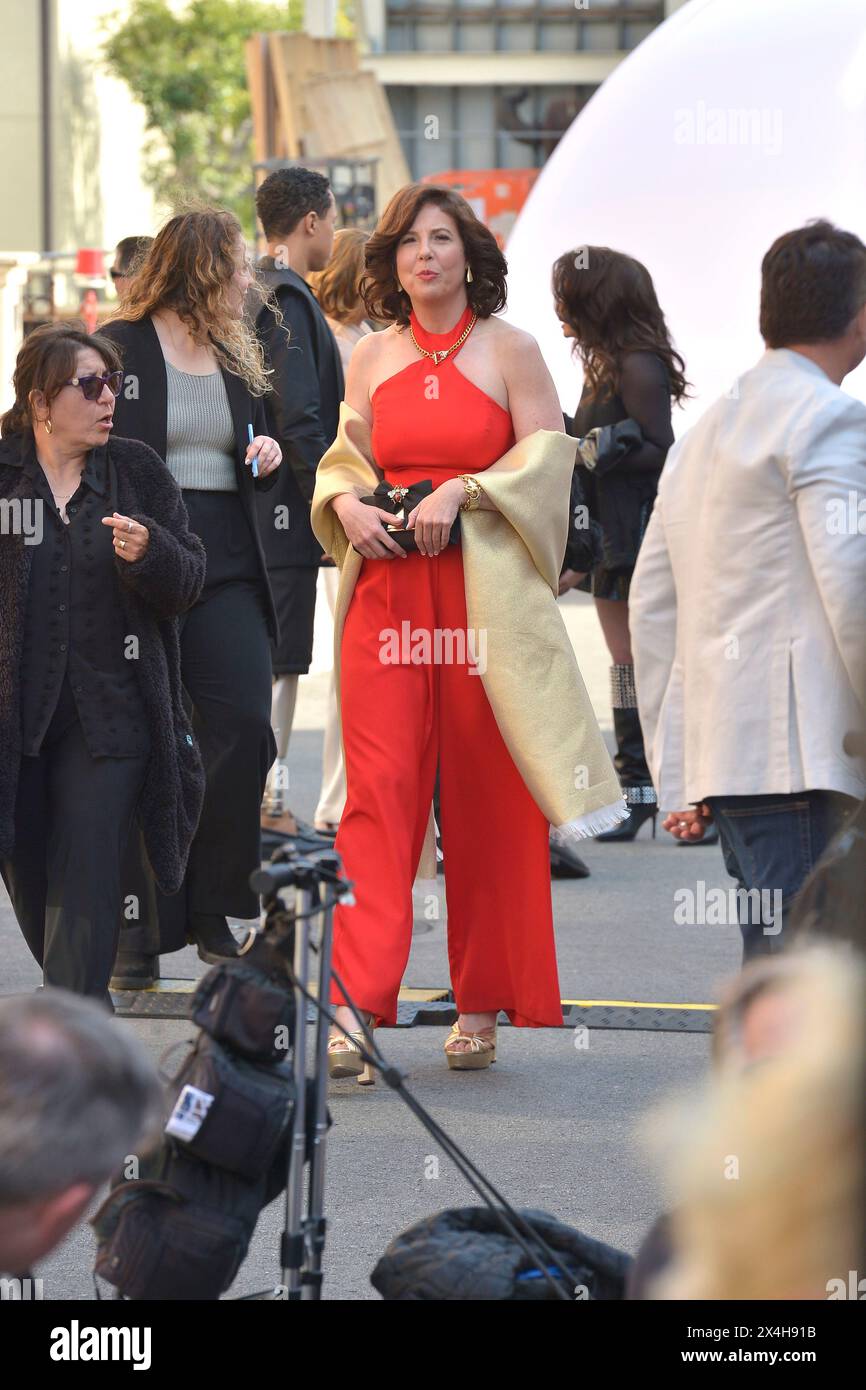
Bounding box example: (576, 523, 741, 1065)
(282, 884, 311, 1298)
(302, 887, 335, 1300)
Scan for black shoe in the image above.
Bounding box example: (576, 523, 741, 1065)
(187, 914, 239, 964)
(550, 842, 590, 877)
(109, 951, 159, 990)
(677, 822, 720, 846)
(595, 802, 657, 842)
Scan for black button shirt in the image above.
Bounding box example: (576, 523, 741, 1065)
(19, 443, 149, 759)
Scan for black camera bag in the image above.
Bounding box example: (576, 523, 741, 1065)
(164, 1033, 292, 1181)
(92, 1148, 265, 1301)
(191, 958, 295, 1062)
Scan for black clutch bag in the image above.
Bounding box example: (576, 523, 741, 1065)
(357, 479, 461, 553)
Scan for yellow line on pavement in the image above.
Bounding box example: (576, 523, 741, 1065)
(561, 999, 717, 1011)
(120, 983, 716, 1012)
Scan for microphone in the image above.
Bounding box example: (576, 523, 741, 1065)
(249, 863, 302, 896)
(249, 852, 351, 899)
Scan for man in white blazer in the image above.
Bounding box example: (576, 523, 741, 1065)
(630, 221, 866, 960)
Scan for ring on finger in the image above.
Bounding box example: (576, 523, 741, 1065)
(126, 519, 133, 532)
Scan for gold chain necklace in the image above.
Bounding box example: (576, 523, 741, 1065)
(409, 311, 477, 367)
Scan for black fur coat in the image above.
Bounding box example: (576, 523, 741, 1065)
(0, 432, 206, 894)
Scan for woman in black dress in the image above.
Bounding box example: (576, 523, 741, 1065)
(102, 209, 283, 982)
(553, 247, 690, 841)
(0, 323, 205, 1005)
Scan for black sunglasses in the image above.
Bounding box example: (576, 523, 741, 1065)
(65, 371, 124, 401)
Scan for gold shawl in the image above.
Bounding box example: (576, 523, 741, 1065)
(312, 402, 627, 879)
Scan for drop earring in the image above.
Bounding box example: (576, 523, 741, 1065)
(44, 417, 53, 434)
(465, 266, 473, 283)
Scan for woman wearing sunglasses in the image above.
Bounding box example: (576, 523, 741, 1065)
(0, 323, 206, 1006)
(100, 208, 282, 982)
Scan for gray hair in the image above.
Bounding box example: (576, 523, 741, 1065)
(0, 991, 163, 1203)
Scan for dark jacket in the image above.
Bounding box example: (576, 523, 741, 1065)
(99, 316, 279, 638)
(370, 1206, 631, 1301)
(0, 432, 206, 894)
(569, 350, 674, 573)
(249, 261, 345, 568)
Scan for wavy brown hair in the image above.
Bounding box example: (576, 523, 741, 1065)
(0, 322, 122, 438)
(360, 183, 507, 326)
(552, 246, 689, 404)
(105, 206, 274, 395)
(309, 228, 371, 324)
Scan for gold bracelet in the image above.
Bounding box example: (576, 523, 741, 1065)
(458, 475, 482, 512)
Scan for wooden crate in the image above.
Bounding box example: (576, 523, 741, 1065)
(246, 30, 409, 211)
(303, 71, 409, 207)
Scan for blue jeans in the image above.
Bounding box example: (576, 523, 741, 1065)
(704, 791, 858, 963)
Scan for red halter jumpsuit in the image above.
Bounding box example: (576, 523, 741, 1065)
(331, 305, 563, 1029)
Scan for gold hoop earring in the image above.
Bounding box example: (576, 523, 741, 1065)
(465, 266, 473, 284)
(44, 417, 53, 435)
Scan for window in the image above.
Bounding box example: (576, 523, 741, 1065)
(388, 83, 595, 176)
(384, 1, 664, 55)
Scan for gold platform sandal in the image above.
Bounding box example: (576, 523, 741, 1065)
(444, 1018, 497, 1071)
(327, 1023, 376, 1086)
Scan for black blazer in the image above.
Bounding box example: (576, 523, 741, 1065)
(100, 316, 279, 638)
(0, 432, 206, 894)
(250, 261, 345, 568)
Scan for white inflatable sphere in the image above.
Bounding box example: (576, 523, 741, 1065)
(504, 0, 866, 429)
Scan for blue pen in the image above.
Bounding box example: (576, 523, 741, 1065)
(247, 423, 259, 478)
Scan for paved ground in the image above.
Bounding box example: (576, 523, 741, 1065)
(0, 590, 741, 1300)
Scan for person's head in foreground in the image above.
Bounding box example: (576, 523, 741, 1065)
(760, 219, 866, 374)
(0, 990, 162, 1275)
(646, 944, 864, 1300)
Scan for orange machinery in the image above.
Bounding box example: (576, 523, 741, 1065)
(420, 169, 539, 249)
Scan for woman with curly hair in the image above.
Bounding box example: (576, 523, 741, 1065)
(312, 185, 625, 1080)
(553, 248, 691, 843)
(101, 207, 282, 979)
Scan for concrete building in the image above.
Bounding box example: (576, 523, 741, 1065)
(355, 0, 689, 177)
(0, 0, 161, 258)
(0, 0, 162, 407)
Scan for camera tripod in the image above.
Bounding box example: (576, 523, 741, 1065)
(244, 837, 580, 1301)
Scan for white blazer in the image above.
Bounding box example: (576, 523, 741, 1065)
(630, 348, 866, 809)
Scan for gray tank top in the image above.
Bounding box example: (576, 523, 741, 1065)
(164, 361, 237, 492)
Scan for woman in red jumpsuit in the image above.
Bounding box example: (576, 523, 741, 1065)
(319, 186, 577, 1075)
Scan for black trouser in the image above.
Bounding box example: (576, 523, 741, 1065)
(1, 703, 148, 1001)
(120, 493, 276, 955)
